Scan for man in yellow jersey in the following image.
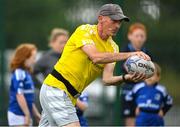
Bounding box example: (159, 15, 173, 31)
(39, 4, 150, 127)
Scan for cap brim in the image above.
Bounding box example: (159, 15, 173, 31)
(109, 15, 130, 22)
(122, 16, 130, 22)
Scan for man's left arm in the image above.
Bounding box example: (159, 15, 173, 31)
(102, 63, 123, 85)
(102, 63, 145, 85)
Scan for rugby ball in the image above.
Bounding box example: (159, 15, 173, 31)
(124, 55, 155, 78)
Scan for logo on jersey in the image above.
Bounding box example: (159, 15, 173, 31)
(154, 93, 161, 101)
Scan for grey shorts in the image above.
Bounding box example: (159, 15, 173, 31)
(39, 84, 79, 127)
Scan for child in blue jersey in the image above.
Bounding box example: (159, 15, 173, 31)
(121, 23, 153, 126)
(76, 92, 89, 127)
(8, 44, 41, 126)
(126, 63, 173, 126)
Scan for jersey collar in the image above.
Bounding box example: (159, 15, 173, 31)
(145, 82, 158, 87)
(128, 43, 146, 52)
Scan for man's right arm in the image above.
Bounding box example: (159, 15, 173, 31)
(81, 44, 150, 64)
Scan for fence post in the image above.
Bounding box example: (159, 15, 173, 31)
(0, 0, 6, 124)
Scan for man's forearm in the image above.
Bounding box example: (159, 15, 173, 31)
(92, 52, 132, 64)
(102, 75, 124, 86)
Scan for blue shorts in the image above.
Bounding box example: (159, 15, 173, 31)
(78, 116, 88, 127)
(136, 112, 164, 126)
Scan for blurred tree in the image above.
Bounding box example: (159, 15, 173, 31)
(6, 0, 180, 71)
(6, 0, 106, 50)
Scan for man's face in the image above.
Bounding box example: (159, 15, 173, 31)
(99, 16, 122, 37)
(128, 29, 147, 50)
(51, 35, 68, 53)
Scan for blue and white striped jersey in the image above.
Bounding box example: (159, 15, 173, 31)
(8, 68, 35, 116)
(125, 82, 173, 114)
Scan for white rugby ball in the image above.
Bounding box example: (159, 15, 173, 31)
(124, 55, 155, 78)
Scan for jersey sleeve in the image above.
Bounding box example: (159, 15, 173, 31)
(156, 84, 173, 115)
(124, 83, 140, 103)
(78, 93, 89, 106)
(112, 42, 119, 53)
(13, 69, 26, 94)
(125, 82, 145, 103)
(73, 25, 95, 48)
(162, 94, 173, 115)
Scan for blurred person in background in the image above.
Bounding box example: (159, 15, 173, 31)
(126, 63, 173, 126)
(39, 4, 150, 127)
(33, 28, 69, 86)
(120, 23, 153, 126)
(8, 44, 41, 126)
(76, 92, 89, 127)
(33, 28, 90, 125)
(32, 28, 69, 124)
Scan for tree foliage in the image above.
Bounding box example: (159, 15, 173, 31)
(5, 0, 180, 71)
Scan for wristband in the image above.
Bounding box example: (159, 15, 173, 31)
(122, 74, 127, 82)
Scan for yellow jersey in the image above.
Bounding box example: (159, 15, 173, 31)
(44, 24, 119, 105)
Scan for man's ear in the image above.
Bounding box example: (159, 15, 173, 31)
(98, 15, 103, 23)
